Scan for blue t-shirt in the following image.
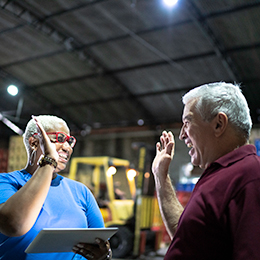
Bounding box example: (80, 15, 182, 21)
(0, 170, 105, 260)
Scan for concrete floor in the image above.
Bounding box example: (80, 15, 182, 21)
(113, 245, 168, 260)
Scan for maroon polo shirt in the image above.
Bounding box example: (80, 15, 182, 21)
(164, 144, 260, 260)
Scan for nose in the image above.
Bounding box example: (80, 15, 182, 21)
(179, 124, 186, 140)
(62, 141, 72, 150)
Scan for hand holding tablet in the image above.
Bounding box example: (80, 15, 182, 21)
(25, 228, 118, 254)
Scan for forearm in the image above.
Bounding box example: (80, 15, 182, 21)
(0, 165, 54, 237)
(155, 174, 183, 239)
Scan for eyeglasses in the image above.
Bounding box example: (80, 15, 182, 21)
(33, 132, 76, 148)
(47, 132, 76, 148)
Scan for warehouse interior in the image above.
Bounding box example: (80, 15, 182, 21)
(0, 0, 260, 258)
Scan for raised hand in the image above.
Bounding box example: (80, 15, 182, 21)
(32, 115, 58, 162)
(152, 131, 175, 177)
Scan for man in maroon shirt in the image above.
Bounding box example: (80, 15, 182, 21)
(152, 82, 260, 259)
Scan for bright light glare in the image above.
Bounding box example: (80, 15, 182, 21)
(163, 0, 178, 7)
(144, 172, 150, 178)
(7, 85, 18, 96)
(137, 119, 144, 126)
(106, 166, 117, 177)
(127, 169, 137, 181)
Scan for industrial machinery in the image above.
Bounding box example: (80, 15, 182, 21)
(69, 157, 135, 226)
(68, 153, 164, 258)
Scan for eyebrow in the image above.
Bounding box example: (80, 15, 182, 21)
(182, 114, 192, 122)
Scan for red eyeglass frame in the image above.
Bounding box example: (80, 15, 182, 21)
(33, 132, 76, 148)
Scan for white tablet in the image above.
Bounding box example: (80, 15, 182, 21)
(25, 227, 118, 254)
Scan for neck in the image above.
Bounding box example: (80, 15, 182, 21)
(24, 162, 38, 175)
(202, 126, 248, 169)
(215, 130, 247, 163)
(24, 163, 57, 179)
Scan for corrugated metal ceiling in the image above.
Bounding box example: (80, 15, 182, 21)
(0, 0, 259, 137)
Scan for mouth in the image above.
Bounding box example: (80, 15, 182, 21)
(186, 140, 194, 157)
(58, 152, 69, 163)
(186, 141, 193, 148)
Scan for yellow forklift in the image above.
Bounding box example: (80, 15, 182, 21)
(68, 152, 163, 258)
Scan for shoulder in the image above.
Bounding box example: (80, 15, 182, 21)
(61, 176, 85, 187)
(208, 145, 260, 181)
(61, 176, 92, 194)
(196, 146, 260, 191)
(230, 150, 260, 182)
(0, 170, 26, 182)
(0, 170, 28, 197)
(60, 176, 98, 207)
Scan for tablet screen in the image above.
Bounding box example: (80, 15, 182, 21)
(25, 227, 118, 253)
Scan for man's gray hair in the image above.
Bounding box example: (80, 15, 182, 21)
(182, 82, 252, 140)
(23, 115, 67, 155)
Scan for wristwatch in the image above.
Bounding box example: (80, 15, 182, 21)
(37, 154, 57, 169)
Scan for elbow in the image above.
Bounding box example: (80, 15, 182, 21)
(2, 226, 28, 237)
(167, 223, 179, 241)
(0, 222, 29, 237)
(0, 214, 29, 237)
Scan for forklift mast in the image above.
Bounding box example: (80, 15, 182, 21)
(68, 152, 164, 258)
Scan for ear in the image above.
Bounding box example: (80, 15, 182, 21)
(28, 136, 40, 150)
(213, 112, 228, 137)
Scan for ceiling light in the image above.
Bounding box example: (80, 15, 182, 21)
(137, 119, 144, 126)
(163, 0, 179, 7)
(7, 85, 18, 96)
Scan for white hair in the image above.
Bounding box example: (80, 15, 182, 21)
(23, 115, 68, 155)
(182, 82, 252, 140)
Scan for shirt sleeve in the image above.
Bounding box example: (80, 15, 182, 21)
(228, 179, 260, 259)
(0, 173, 21, 204)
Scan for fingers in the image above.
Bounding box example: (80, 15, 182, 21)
(72, 243, 95, 259)
(32, 115, 47, 139)
(156, 142, 161, 153)
(32, 115, 46, 154)
(167, 131, 174, 143)
(32, 115, 58, 160)
(72, 238, 110, 260)
(160, 135, 165, 149)
(166, 141, 175, 158)
(95, 237, 108, 249)
(157, 131, 174, 151)
(72, 243, 94, 259)
(96, 239, 112, 260)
